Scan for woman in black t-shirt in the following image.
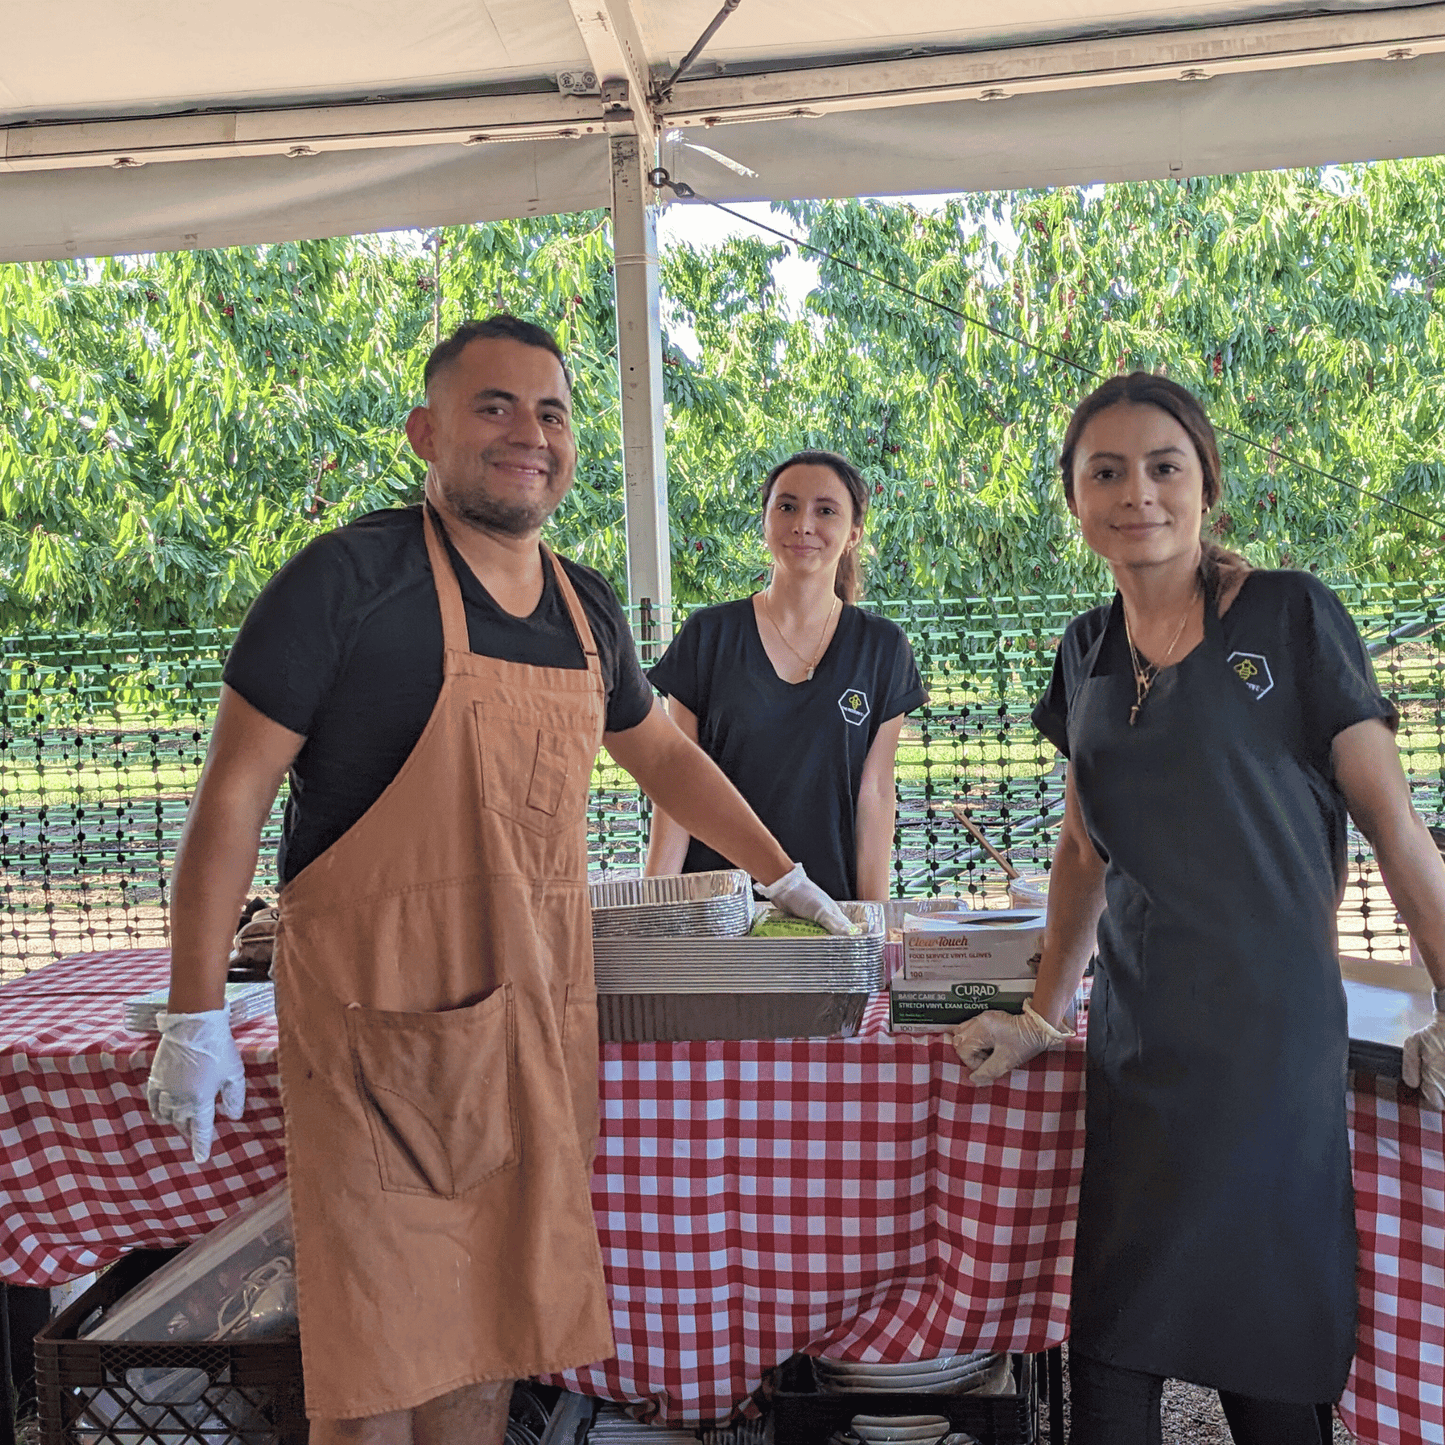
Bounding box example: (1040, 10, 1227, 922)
(950, 373, 1445, 1445)
(644, 450, 926, 901)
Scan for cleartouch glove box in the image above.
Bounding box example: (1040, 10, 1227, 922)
(901, 909, 1045, 980)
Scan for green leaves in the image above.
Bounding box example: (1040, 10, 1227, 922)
(3, 161, 1444, 632)
(1, 240, 419, 628)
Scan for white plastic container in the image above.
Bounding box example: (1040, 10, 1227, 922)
(84, 1183, 294, 1344)
(1007, 874, 1049, 911)
(881, 896, 976, 934)
(881, 898, 977, 979)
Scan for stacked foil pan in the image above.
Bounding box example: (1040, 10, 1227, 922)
(585, 1405, 702, 1445)
(593, 903, 885, 992)
(592, 900, 887, 1042)
(590, 869, 751, 940)
(583, 1410, 768, 1445)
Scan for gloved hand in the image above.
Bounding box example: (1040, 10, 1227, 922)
(146, 1009, 246, 1162)
(1402, 1011, 1445, 1109)
(951, 1000, 1072, 1085)
(757, 862, 857, 936)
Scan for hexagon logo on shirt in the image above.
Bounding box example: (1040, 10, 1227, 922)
(838, 687, 871, 726)
(1227, 650, 1274, 700)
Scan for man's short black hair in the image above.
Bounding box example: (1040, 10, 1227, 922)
(423, 315, 572, 398)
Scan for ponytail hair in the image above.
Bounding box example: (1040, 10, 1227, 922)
(1059, 371, 1253, 610)
(761, 450, 870, 603)
(1200, 538, 1253, 610)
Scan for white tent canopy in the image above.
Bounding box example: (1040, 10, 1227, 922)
(6, 1, 1445, 609)
(5, 2, 1445, 259)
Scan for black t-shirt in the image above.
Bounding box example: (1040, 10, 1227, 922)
(1032, 569, 1397, 767)
(1031, 569, 1398, 921)
(223, 505, 655, 882)
(646, 597, 928, 899)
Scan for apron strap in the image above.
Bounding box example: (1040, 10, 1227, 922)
(1089, 563, 1224, 686)
(543, 545, 602, 675)
(1201, 562, 1225, 649)
(422, 504, 471, 655)
(1081, 592, 1124, 685)
(425, 506, 602, 685)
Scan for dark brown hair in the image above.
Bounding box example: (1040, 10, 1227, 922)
(423, 315, 571, 398)
(1059, 371, 1248, 597)
(761, 450, 870, 603)
(1060, 371, 1222, 507)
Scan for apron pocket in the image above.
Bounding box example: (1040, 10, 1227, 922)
(562, 983, 600, 1155)
(528, 731, 572, 817)
(474, 703, 594, 836)
(346, 983, 519, 1198)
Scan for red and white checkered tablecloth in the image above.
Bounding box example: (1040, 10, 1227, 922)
(0, 950, 285, 1283)
(2, 950, 1441, 1443)
(1343, 1074, 1445, 1445)
(550, 998, 1083, 1418)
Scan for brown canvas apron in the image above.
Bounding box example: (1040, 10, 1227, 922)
(271, 508, 614, 1420)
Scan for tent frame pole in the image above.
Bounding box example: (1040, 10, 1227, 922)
(608, 126, 672, 652)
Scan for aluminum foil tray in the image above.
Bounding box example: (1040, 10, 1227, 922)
(593, 902, 886, 994)
(589, 869, 752, 940)
(881, 896, 977, 933)
(597, 990, 870, 1042)
(587, 1404, 714, 1445)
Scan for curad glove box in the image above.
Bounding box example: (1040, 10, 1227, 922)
(889, 977, 1037, 1033)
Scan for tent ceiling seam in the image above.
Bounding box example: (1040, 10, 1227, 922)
(5, 5, 1445, 175)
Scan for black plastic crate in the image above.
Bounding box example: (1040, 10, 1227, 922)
(35, 1250, 307, 1445)
(772, 1353, 1035, 1445)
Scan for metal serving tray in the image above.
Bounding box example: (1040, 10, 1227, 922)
(596, 991, 871, 1042)
(589, 869, 752, 940)
(592, 902, 886, 994)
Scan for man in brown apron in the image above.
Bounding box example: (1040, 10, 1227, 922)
(146, 316, 851, 1445)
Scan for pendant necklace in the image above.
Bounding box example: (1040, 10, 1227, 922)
(1123, 582, 1199, 726)
(762, 588, 839, 681)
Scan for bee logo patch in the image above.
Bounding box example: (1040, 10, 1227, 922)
(838, 688, 871, 726)
(1227, 651, 1274, 700)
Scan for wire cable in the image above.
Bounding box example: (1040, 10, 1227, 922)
(653, 173, 1444, 533)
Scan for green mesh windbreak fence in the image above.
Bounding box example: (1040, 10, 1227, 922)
(4, 584, 1442, 977)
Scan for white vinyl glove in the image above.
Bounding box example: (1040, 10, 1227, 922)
(951, 1000, 1072, 1085)
(757, 862, 857, 936)
(146, 1009, 246, 1162)
(1402, 1012, 1445, 1109)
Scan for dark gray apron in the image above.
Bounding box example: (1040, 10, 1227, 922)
(1066, 583, 1356, 1403)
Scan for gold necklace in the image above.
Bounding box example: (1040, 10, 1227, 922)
(762, 588, 839, 681)
(1122, 582, 1199, 726)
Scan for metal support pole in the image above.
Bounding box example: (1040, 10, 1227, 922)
(608, 130, 672, 643)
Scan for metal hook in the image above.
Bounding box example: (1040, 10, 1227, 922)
(648, 168, 696, 199)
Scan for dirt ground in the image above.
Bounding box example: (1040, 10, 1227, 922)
(1039, 1345, 1356, 1443)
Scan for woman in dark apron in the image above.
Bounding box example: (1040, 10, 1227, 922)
(951, 373, 1445, 1445)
